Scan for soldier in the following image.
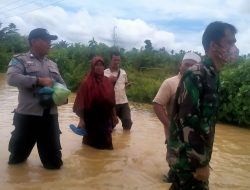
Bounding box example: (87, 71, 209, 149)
(153, 52, 201, 143)
(153, 52, 201, 182)
(6, 28, 66, 169)
(167, 21, 239, 189)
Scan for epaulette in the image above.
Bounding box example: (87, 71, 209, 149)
(13, 53, 26, 58)
(9, 54, 26, 66)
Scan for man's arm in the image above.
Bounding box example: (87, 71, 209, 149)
(153, 102, 170, 142)
(153, 78, 172, 143)
(7, 58, 38, 88)
(7, 57, 54, 88)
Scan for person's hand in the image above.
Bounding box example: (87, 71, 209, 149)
(193, 165, 210, 182)
(125, 82, 134, 88)
(38, 77, 53, 87)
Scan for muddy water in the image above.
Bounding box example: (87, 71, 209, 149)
(0, 73, 249, 190)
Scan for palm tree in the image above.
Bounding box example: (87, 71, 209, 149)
(88, 37, 97, 48)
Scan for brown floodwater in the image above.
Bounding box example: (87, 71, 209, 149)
(0, 73, 249, 190)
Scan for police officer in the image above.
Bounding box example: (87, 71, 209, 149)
(6, 28, 66, 169)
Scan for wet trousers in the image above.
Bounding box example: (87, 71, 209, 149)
(169, 171, 209, 190)
(115, 103, 132, 130)
(8, 110, 63, 169)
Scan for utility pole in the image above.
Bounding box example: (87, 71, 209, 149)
(112, 25, 118, 48)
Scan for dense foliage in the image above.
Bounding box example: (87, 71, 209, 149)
(218, 61, 250, 126)
(0, 23, 29, 71)
(1, 23, 249, 127)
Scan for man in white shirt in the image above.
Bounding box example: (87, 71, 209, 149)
(153, 52, 201, 142)
(104, 52, 132, 130)
(153, 52, 201, 182)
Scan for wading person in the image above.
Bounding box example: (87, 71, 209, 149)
(7, 28, 66, 169)
(153, 52, 201, 182)
(73, 56, 116, 150)
(104, 51, 133, 130)
(167, 21, 239, 189)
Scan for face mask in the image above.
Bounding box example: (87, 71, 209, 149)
(222, 45, 239, 63)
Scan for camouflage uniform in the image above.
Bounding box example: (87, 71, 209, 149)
(167, 57, 219, 190)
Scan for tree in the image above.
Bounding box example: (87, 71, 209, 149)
(88, 37, 97, 48)
(88, 38, 98, 58)
(159, 47, 166, 53)
(53, 40, 69, 49)
(144, 39, 153, 51)
(0, 22, 28, 72)
(0, 23, 18, 40)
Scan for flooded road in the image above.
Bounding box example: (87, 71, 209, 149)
(0, 73, 250, 190)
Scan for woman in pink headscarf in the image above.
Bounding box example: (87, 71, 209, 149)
(73, 56, 116, 149)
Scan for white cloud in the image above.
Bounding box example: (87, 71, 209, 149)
(1, 0, 250, 54)
(114, 19, 175, 50)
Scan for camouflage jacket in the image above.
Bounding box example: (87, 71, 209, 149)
(167, 57, 220, 172)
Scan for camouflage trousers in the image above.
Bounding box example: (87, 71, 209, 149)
(169, 170, 209, 190)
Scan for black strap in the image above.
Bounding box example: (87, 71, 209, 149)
(113, 69, 121, 86)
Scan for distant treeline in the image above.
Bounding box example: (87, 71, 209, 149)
(1, 23, 250, 127)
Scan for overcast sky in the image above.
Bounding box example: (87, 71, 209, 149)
(1, 0, 250, 55)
